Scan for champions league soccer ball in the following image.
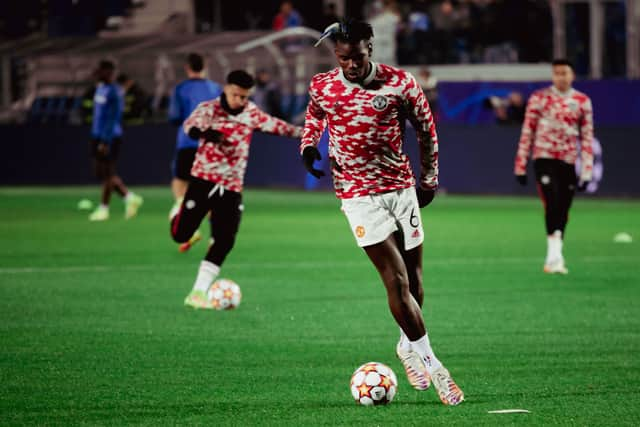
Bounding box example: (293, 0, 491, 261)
(207, 279, 242, 310)
(350, 362, 398, 406)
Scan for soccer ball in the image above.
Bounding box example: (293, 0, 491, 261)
(207, 278, 241, 310)
(350, 362, 398, 406)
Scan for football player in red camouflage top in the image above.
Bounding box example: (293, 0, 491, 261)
(301, 20, 463, 406)
(170, 70, 302, 308)
(514, 59, 594, 274)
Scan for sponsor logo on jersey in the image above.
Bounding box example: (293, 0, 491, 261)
(411, 229, 421, 238)
(371, 95, 388, 111)
(355, 225, 366, 238)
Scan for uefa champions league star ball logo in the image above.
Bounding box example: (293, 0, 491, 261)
(371, 95, 388, 111)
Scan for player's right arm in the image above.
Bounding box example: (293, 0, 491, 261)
(300, 83, 327, 178)
(514, 92, 541, 180)
(182, 101, 223, 143)
(300, 88, 326, 154)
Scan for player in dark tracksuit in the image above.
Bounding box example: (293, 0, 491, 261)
(88, 60, 142, 222)
(167, 53, 222, 251)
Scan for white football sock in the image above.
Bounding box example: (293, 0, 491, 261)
(546, 230, 563, 263)
(410, 334, 442, 375)
(193, 260, 220, 293)
(99, 204, 109, 210)
(398, 328, 411, 352)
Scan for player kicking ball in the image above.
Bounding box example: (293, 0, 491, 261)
(170, 70, 302, 308)
(302, 20, 463, 405)
(514, 59, 594, 274)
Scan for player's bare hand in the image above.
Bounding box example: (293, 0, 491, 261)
(302, 146, 325, 179)
(516, 174, 527, 186)
(416, 187, 436, 208)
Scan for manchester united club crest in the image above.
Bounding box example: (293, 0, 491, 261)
(371, 95, 388, 111)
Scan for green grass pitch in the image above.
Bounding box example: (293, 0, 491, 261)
(1, 187, 639, 426)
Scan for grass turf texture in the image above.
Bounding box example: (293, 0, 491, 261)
(1, 187, 639, 426)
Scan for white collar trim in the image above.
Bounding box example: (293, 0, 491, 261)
(551, 86, 574, 97)
(339, 62, 378, 88)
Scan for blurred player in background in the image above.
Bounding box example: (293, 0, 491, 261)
(514, 59, 594, 274)
(168, 53, 223, 251)
(302, 20, 463, 406)
(88, 60, 143, 222)
(170, 70, 302, 308)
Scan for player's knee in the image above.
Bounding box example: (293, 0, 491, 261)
(384, 271, 411, 300)
(213, 232, 236, 253)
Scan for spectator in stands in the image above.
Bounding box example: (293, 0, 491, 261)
(369, 0, 401, 65)
(272, 1, 302, 30)
(116, 73, 150, 124)
(318, 2, 340, 31)
(272, 1, 304, 52)
(88, 60, 143, 222)
(251, 69, 284, 119)
(429, 0, 468, 63)
(406, 2, 430, 64)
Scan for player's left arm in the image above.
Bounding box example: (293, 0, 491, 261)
(403, 73, 439, 195)
(578, 97, 594, 184)
(253, 109, 302, 139)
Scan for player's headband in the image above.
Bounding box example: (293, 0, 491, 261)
(314, 22, 343, 47)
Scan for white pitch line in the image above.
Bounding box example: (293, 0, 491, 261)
(0, 255, 637, 275)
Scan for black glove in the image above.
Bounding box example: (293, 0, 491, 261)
(302, 146, 325, 178)
(516, 174, 527, 186)
(188, 127, 224, 143)
(416, 186, 436, 208)
(577, 181, 590, 192)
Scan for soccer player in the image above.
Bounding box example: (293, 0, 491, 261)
(168, 53, 223, 251)
(301, 20, 463, 406)
(170, 70, 302, 308)
(514, 59, 594, 274)
(88, 60, 143, 222)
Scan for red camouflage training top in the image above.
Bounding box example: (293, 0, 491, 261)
(300, 62, 439, 199)
(184, 98, 302, 192)
(514, 86, 594, 181)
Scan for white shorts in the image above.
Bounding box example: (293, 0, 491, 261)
(340, 188, 424, 251)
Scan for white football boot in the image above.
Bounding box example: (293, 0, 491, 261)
(396, 342, 431, 391)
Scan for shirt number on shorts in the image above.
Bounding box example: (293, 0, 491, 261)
(410, 208, 419, 228)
